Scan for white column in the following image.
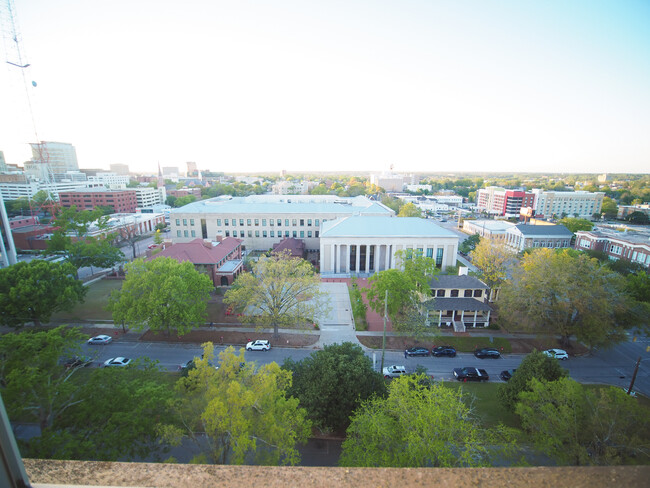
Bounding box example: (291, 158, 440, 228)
(331, 244, 336, 273)
(346, 244, 351, 273)
(384, 244, 390, 270)
(365, 244, 371, 273)
(355, 244, 360, 273)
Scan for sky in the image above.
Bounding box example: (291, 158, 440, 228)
(1, 0, 649, 175)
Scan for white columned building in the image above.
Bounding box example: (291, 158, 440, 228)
(320, 216, 459, 276)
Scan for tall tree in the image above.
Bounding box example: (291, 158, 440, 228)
(165, 344, 311, 465)
(516, 378, 650, 465)
(283, 342, 386, 432)
(339, 375, 517, 467)
(469, 238, 511, 301)
(459, 234, 480, 254)
(223, 251, 324, 337)
(557, 217, 594, 233)
(0, 327, 86, 430)
(397, 202, 422, 218)
(0, 261, 86, 328)
(107, 257, 213, 336)
(499, 248, 636, 348)
(600, 197, 618, 219)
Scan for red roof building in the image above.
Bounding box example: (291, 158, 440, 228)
(150, 237, 244, 286)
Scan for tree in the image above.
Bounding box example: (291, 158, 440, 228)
(153, 229, 164, 245)
(557, 217, 594, 233)
(107, 257, 213, 336)
(10, 197, 33, 215)
(166, 344, 311, 465)
(626, 211, 649, 225)
(516, 378, 650, 465)
(469, 238, 511, 301)
(339, 375, 517, 467)
(282, 342, 386, 432)
(459, 234, 480, 254)
(223, 251, 324, 338)
(497, 350, 568, 411)
(601, 197, 618, 219)
(174, 195, 197, 207)
(397, 202, 422, 218)
(0, 327, 86, 430)
(0, 261, 86, 328)
(499, 249, 636, 349)
(165, 195, 177, 207)
(22, 358, 178, 461)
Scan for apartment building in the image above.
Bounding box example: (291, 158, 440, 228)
(135, 186, 166, 208)
(58, 189, 137, 213)
(531, 189, 603, 219)
(476, 187, 536, 217)
(575, 229, 650, 269)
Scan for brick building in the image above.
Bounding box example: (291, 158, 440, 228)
(575, 229, 650, 269)
(58, 189, 137, 213)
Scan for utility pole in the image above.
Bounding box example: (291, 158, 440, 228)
(626, 357, 641, 395)
(380, 290, 388, 373)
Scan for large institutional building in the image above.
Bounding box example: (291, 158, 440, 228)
(170, 195, 395, 251)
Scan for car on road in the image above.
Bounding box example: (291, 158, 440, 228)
(383, 365, 408, 378)
(87, 335, 112, 345)
(147, 244, 158, 249)
(543, 348, 568, 360)
(103, 357, 132, 367)
(246, 340, 271, 351)
(453, 367, 489, 382)
(431, 346, 457, 357)
(499, 369, 516, 382)
(405, 347, 430, 357)
(62, 356, 93, 369)
(474, 347, 501, 359)
(179, 357, 219, 375)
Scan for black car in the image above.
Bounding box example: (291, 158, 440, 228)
(453, 367, 489, 382)
(474, 347, 501, 359)
(62, 356, 92, 369)
(499, 369, 516, 382)
(431, 346, 457, 357)
(405, 347, 430, 357)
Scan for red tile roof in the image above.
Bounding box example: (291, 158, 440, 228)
(151, 237, 242, 265)
(272, 237, 305, 257)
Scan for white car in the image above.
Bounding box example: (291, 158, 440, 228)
(246, 340, 271, 351)
(103, 357, 132, 367)
(382, 365, 408, 378)
(87, 335, 112, 345)
(543, 349, 569, 360)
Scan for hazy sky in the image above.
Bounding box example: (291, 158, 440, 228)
(1, 0, 649, 175)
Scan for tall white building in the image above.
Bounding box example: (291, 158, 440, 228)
(531, 189, 604, 219)
(88, 172, 131, 189)
(28, 141, 79, 180)
(0, 179, 102, 201)
(135, 186, 166, 208)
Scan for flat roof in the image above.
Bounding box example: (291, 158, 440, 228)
(321, 216, 458, 238)
(464, 220, 515, 232)
(170, 195, 394, 216)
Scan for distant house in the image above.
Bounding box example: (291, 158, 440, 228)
(421, 274, 492, 332)
(504, 223, 573, 252)
(272, 237, 305, 258)
(149, 237, 243, 286)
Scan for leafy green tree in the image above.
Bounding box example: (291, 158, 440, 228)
(107, 257, 213, 336)
(380, 195, 402, 214)
(174, 195, 197, 207)
(165, 344, 311, 465)
(0, 327, 86, 429)
(153, 229, 164, 245)
(497, 350, 568, 411)
(557, 217, 594, 233)
(340, 375, 517, 467)
(516, 378, 650, 465)
(601, 197, 618, 219)
(22, 358, 178, 461)
(223, 252, 325, 338)
(469, 238, 511, 301)
(459, 234, 481, 254)
(0, 261, 86, 328)
(309, 184, 329, 195)
(65, 238, 125, 276)
(626, 271, 650, 303)
(397, 202, 422, 218)
(499, 248, 636, 349)
(282, 342, 386, 432)
(626, 211, 649, 225)
(10, 197, 33, 215)
(165, 195, 177, 207)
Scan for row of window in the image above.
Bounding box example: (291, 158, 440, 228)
(434, 289, 483, 298)
(224, 230, 319, 239)
(175, 218, 322, 227)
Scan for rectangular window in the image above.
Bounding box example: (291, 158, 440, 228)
(315, 219, 320, 226)
(191, 230, 196, 237)
(255, 230, 260, 237)
(473, 290, 482, 298)
(190, 219, 195, 226)
(300, 231, 304, 238)
(308, 231, 312, 238)
(177, 230, 181, 237)
(292, 219, 297, 226)
(270, 219, 274, 226)
(450, 289, 459, 297)
(307, 219, 312, 226)
(277, 219, 282, 226)
(248, 230, 252, 237)
(436, 248, 443, 267)
(216, 219, 221, 226)
(255, 219, 259, 226)
(247, 219, 252, 226)
(293, 231, 297, 238)
(263, 231, 267, 237)
(464, 290, 472, 297)
(224, 219, 229, 226)
(315, 231, 319, 238)
(225, 230, 230, 237)
(240, 219, 244, 226)
(262, 219, 266, 226)
(285, 219, 290, 226)
(300, 219, 304, 226)
(285, 231, 290, 237)
(183, 219, 187, 226)
(175, 219, 180, 226)
(426, 248, 433, 258)
(184, 230, 188, 237)
(610, 245, 622, 255)
(270, 230, 275, 238)
(436, 289, 445, 297)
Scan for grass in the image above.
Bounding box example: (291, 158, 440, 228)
(51, 280, 123, 321)
(442, 381, 521, 429)
(348, 285, 368, 331)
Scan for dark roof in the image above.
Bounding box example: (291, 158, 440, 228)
(424, 297, 492, 312)
(272, 238, 305, 257)
(430, 275, 488, 289)
(511, 224, 573, 237)
(150, 237, 241, 265)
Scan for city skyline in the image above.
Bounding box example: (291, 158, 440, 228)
(1, 0, 649, 175)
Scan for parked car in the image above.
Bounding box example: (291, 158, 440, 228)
(474, 347, 501, 359)
(453, 367, 489, 382)
(246, 340, 271, 351)
(499, 369, 516, 382)
(383, 365, 408, 378)
(62, 356, 92, 369)
(543, 349, 568, 360)
(179, 357, 219, 375)
(103, 357, 132, 367)
(405, 347, 430, 357)
(431, 346, 457, 357)
(87, 335, 112, 345)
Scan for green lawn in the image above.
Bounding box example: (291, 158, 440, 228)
(51, 279, 123, 321)
(442, 381, 521, 429)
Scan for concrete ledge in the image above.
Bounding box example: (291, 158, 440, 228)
(23, 459, 650, 488)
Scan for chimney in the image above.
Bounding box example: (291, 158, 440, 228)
(216, 235, 223, 243)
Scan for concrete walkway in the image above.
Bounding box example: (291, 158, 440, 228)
(314, 282, 359, 348)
